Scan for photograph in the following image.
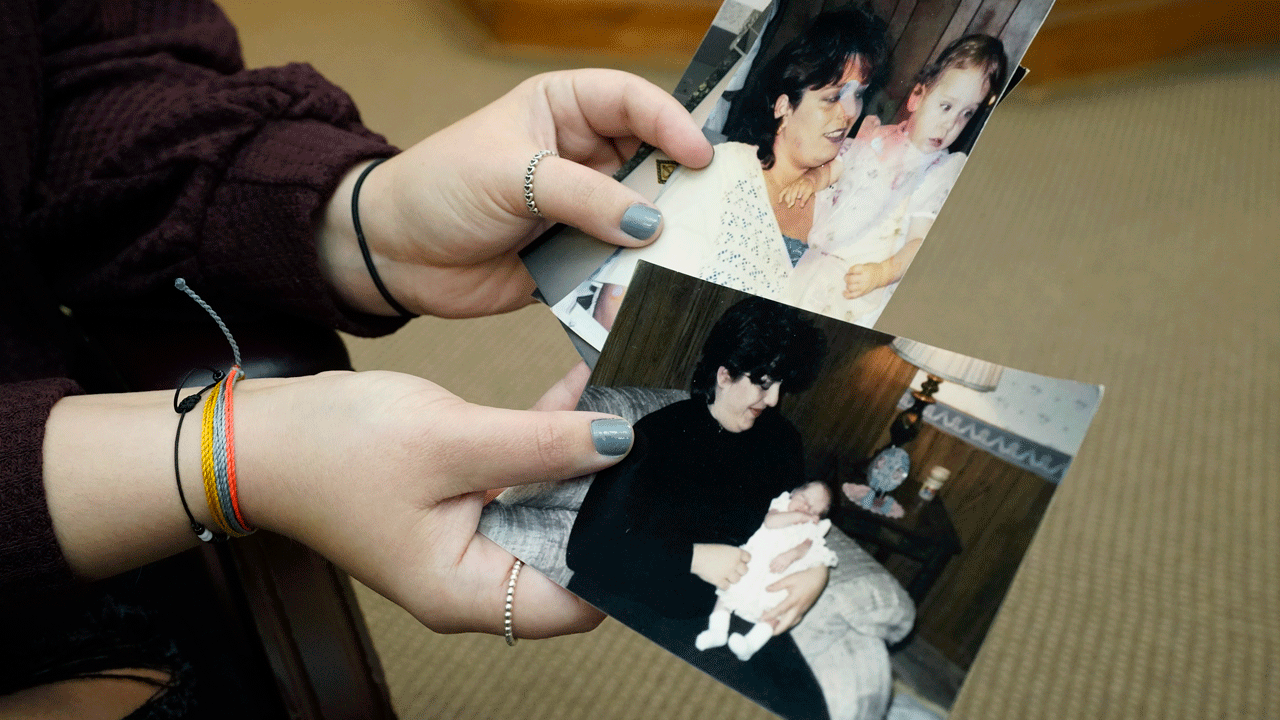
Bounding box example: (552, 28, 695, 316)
(482, 263, 1103, 720)
(535, 0, 1054, 350)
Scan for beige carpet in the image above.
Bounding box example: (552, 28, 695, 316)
(221, 2, 1279, 718)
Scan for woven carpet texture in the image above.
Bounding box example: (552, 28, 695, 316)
(222, 2, 1279, 718)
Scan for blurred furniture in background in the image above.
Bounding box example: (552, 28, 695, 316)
(454, 0, 1278, 83)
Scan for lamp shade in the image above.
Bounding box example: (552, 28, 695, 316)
(890, 338, 1003, 392)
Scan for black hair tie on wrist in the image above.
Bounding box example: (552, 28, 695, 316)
(352, 158, 417, 318)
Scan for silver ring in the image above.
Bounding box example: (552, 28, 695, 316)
(505, 559, 524, 646)
(523, 150, 557, 217)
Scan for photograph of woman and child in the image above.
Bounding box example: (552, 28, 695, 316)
(550, 0, 1051, 345)
(480, 261, 1102, 720)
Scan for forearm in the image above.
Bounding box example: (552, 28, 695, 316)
(36, 0, 398, 333)
(883, 237, 924, 285)
(772, 546, 806, 570)
(764, 510, 810, 528)
(39, 368, 626, 637)
(41, 377, 299, 580)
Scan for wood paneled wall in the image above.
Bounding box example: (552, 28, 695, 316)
(886, 427, 1056, 668)
(593, 263, 1058, 669)
(862, 0, 1050, 122)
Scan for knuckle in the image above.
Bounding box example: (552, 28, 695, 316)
(531, 415, 574, 472)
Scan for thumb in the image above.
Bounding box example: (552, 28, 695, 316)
(443, 405, 633, 497)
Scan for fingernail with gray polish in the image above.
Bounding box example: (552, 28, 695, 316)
(591, 418, 633, 456)
(620, 204, 661, 240)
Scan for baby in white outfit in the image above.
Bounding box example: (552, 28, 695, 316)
(695, 481, 838, 661)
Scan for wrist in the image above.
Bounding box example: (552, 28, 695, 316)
(229, 375, 341, 539)
(871, 261, 894, 288)
(317, 158, 407, 316)
(41, 381, 295, 579)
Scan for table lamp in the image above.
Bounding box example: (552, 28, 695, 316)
(886, 338, 1004, 447)
(848, 339, 1003, 516)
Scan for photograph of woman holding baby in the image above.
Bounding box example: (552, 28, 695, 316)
(566, 296, 835, 719)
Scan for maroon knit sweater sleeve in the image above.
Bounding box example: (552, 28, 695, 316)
(29, 0, 405, 336)
(0, 379, 81, 593)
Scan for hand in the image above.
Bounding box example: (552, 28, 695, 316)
(691, 543, 751, 590)
(779, 176, 818, 209)
(43, 364, 621, 640)
(239, 367, 628, 638)
(769, 539, 812, 574)
(783, 510, 820, 526)
(843, 261, 888, 299)
(318, 69, 714, 318)
(760, 565, 828, 635)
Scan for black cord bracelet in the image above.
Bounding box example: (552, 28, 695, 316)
(352, 158, 417, 318)
(173, 367, 228, 543)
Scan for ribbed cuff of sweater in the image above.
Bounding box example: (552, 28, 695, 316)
(200, 118, 407, 338)
(0, 378, 81, 594)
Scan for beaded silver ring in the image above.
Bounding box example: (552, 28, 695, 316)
(523, 150, 557, 217)
(505, 559, 524, 646)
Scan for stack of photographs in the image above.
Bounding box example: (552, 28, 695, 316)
(497, 3, 1104, 720)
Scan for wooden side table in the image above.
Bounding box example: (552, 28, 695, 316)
(831, 483, 962, 605)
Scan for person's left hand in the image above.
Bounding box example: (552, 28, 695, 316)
(760, 565, 829, 635)
(769, 539, 813, 574)
(318, 69, 715, 318)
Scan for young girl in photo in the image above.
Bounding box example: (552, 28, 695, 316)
(783, 34, 1009, 325)
(695, 481, 838, 661)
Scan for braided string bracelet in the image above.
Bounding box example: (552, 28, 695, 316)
(173, 279, 255, 541)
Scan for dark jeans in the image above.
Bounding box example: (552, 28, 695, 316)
(569, 575, 831, 720)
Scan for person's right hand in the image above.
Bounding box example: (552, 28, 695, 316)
(235, 369, 627, 638)
(43, 366, 627, 641)
(779, 175, 819, 209)
(691, 543, 750, 590)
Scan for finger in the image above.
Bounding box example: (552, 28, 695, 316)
(528, 156, 665, 248)
(452, 532, 605, 638)
(772, 611, 799, 635)
(530, 362, 591, 412)
(440, 406, 634, 496)
(765, 576, 793, 595)
(548, 70, 714, 171)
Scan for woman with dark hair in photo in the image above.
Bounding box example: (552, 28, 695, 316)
(590, 6, 888, 329)
(783, 33, 1010, 326)
(567, 296, 833, 719)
